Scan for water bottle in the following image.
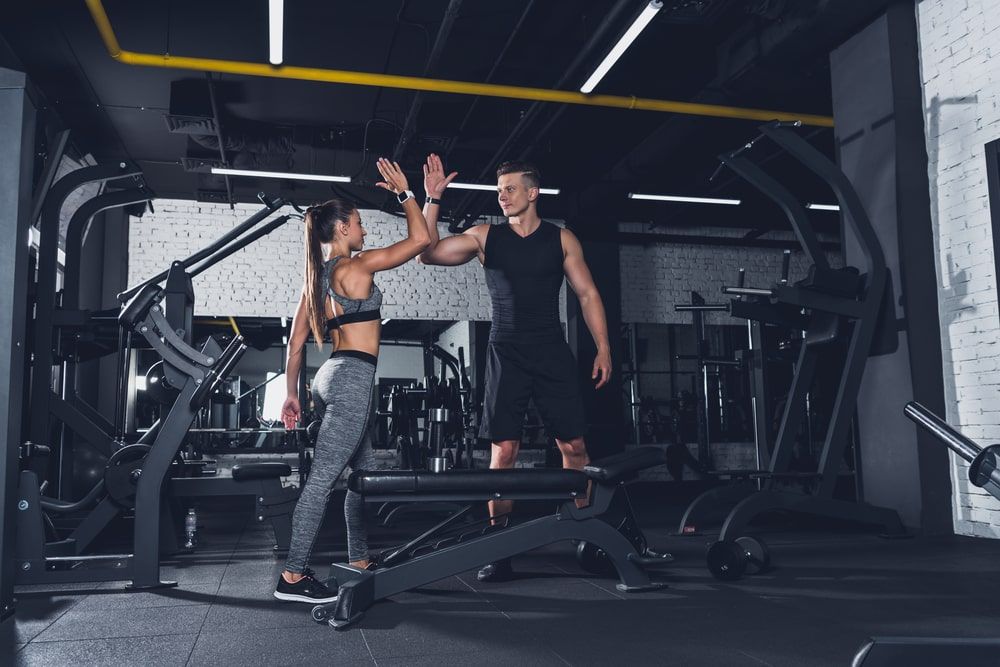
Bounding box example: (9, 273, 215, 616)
(183, 508, 198, 549)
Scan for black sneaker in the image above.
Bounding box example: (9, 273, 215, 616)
(273, 569, 338, 603)
(476, 558, 513, 582)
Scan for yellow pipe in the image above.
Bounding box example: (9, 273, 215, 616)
(227, 316, 241, 336)
(84, 0, 833, 127)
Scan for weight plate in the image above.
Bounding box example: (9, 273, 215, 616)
(706, 539, 746, 581)
(104, 444, 150, 508)
(145, 362, 180, 405)
(736, 536, 770, 575)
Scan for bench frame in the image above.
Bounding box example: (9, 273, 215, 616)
(315, 462, 667, 628)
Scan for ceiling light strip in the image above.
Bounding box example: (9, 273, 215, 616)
(211, 167, 351, 183)
(448, 182, 560, 195)
(628, 193, 741, 205)
(580, 1, 663, 94)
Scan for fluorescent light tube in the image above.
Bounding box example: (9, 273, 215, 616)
(580, 1, 662, 94)
(211, 167, 351, 183)
(805, 203, 840, 211)
(627, 193, 741, 205)
(447, 182, 560, 195)
(269, 0, 283, 65)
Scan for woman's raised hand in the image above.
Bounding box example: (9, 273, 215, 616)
(375, 157, 409, 194)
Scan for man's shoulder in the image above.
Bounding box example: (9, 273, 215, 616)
(464, 223, 496, 240)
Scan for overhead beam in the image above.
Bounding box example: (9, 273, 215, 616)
(444, 0, 538, 157)
(204, 73, 233, 208)
(83, 0, 834, 127)
(391, 0, 463, 162)
(448, 0, 639, 227)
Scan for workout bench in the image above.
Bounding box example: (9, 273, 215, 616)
(312, 446, 670, 628)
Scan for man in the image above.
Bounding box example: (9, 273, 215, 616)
(419, 154, 612, 581)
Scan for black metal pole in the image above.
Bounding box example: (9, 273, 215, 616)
(0, 66, 37, 625)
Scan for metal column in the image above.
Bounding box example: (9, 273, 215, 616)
(0, 67, 37, 625)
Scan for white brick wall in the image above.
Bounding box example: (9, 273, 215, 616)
(917, 0, 1000, 537)
(130, 201, 822, 329)
(129, 199, 492, 320)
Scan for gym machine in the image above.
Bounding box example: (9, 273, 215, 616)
(115, 192, 306, 554)
(903, 402, 1000, 510)
(676, 121, 905, 551)
(28, 161, 154, 499)
(376, 344, 479, 526)
(16, 283, 248, 586)
(15, 185, 304, 587)
(849, 402, 1000, 665)
(672, 257, 809, 483)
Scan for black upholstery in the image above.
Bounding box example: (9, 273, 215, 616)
(232, 462, 291, 481)
(119, 284, 162, 327)
(582, 447, 666, 483)
(348, 468, 587, 495)
(349, 448, 667, 495)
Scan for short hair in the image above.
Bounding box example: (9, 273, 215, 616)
(496, 161, 540, 190)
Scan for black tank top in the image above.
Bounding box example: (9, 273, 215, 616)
(483, 221, 565, 343)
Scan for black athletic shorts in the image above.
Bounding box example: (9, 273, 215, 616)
(479, 341, 587, 442)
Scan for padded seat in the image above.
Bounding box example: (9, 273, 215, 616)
(232, 462, 291, 481)
(119, 284, 162, 327)
(350, 447, 667, 496)
(582, 446, 667, 483)
(349, 468, 587, 496)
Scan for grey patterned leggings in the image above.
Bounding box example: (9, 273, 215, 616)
(284, 350, 376, 572)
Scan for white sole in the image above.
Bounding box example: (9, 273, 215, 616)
(273, 591, 339, 604)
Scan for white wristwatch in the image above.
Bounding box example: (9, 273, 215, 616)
(396, 189, 415, 204)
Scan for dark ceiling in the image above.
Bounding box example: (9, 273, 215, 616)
(2, 0, 895, 237)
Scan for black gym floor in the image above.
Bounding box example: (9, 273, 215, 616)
(10, 485, 1000, 666)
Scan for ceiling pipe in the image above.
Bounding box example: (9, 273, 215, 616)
(444, 0, 538, 158)
(83, 0, 834, 127)
(204, 73, 233, 208)
(448, 0, 636, 228)
(391, 0, 464, 162)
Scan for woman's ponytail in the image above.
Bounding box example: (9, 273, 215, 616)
(302, 199, 357, 347)
(303, 208, 328, 347)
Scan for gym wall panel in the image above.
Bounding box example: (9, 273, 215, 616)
(833, 4, 951, 534)
(917, 0, 1000, 537)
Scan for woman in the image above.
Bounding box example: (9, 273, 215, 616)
(274, 157, 432, 603)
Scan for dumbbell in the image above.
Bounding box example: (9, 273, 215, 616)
(706, 536, 770, 581)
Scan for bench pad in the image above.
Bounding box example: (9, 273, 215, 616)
(348, 468, 587, 496)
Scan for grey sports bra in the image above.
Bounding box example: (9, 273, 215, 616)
(324, 256, 383, 333)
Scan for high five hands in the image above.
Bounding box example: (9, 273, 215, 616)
(423, 153, 458, 198)
(375, 157, 410, 194)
